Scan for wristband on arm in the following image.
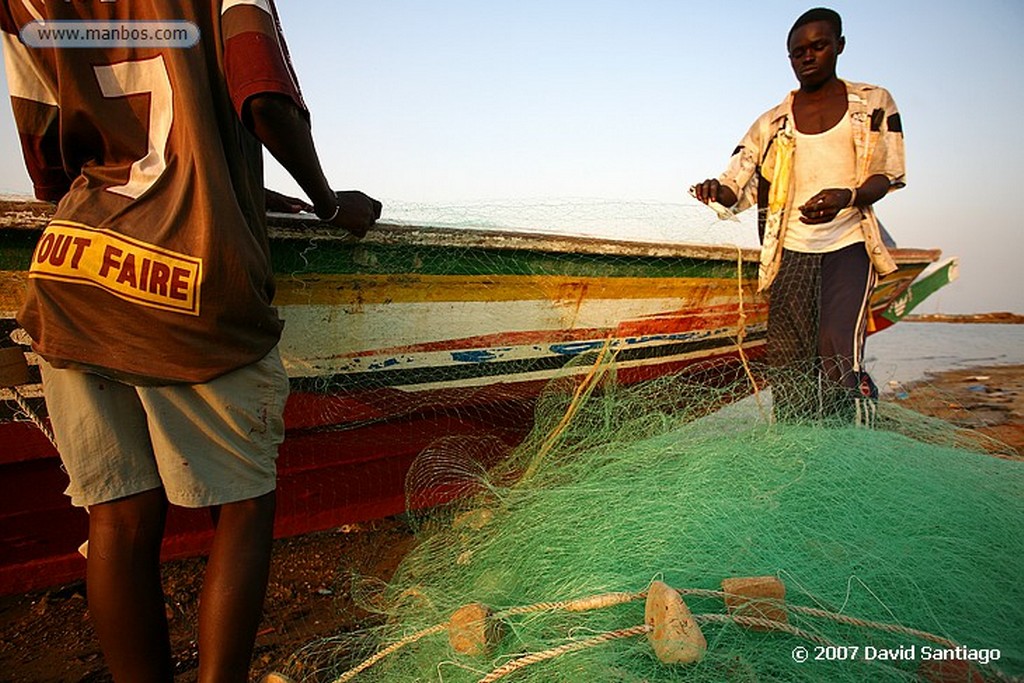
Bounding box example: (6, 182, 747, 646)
(845, 187, 858, 208)
(317, 202, 340, 223)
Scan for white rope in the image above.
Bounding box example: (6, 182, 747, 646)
(10, 385, 56, 448)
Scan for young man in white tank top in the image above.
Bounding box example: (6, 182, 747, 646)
(692, 7, 907, 423)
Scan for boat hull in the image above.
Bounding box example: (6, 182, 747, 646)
(0, 201, 942, 593)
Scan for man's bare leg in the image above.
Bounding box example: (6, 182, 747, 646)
(198, 491, 276, 683)
(86, 488, 173, 682)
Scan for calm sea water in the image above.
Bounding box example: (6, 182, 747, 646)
(865, 322, 1024, 389)
(718, 322, 1023, 419)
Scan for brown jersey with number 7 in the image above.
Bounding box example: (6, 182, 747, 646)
(1, 0, 306, 383)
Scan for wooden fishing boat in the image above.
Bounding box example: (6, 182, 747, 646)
(0, 198, 945, 593)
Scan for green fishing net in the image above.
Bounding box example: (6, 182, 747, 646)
(277, 355, 1023, 682)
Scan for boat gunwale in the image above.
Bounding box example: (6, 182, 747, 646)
(0, 197, 941, 266)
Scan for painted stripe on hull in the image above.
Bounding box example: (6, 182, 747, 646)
(274, 273, 754, 306)
(290, 329, 767, 393)
(395, 339, 768, 392)
(279, 294, 759, 364)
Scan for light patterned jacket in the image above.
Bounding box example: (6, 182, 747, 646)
(716, 80, 906, 291)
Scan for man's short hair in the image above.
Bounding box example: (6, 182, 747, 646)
(788, 7, 843, 45)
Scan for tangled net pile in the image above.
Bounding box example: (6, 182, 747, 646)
(275, 355, 1024, 682)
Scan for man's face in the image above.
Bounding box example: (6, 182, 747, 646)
(787, 20, 845, 89)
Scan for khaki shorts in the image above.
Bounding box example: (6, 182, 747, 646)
(40, 348, 289, 508)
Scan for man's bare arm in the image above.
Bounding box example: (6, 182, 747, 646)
(247, 93, 380, 237)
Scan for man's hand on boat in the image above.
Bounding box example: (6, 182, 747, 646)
(265, 188, 313, 214)
(689, 179, 737, 208)
(323, 190, 383, 239)
(266, 188, 382, 238)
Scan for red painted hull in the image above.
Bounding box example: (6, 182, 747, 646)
(0, 350, 762, 595)
(0, 395, 537, 594)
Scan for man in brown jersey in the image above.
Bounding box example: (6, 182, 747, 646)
(1, 2, 380, 680)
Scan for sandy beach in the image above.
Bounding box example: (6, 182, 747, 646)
(893, 364, 1024, 457)
(1, 364, 1021, 682)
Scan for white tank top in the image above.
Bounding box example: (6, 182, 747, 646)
(784, 111, 864, 253)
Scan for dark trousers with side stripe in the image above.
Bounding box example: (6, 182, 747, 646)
(766, 243, 877, 423)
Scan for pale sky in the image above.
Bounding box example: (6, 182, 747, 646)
(1, 1, 1021, 313)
